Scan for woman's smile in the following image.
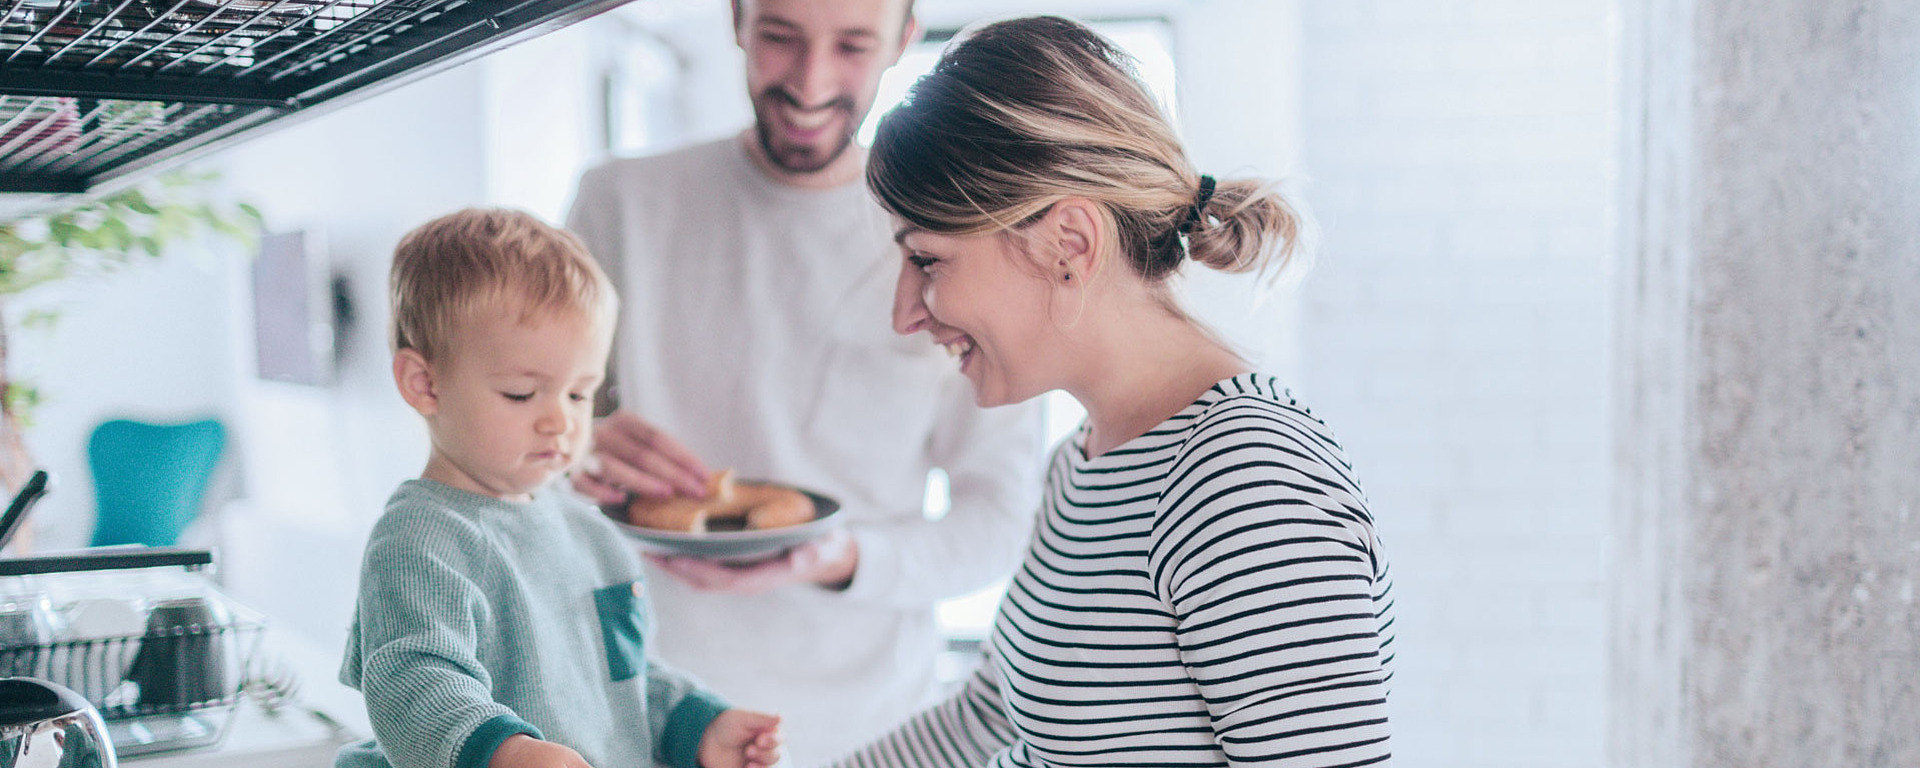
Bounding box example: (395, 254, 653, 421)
(890, 227, 1064, 408)
(938, 334, 977, 369)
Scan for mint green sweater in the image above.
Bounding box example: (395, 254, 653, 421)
(335, 479, 726, 768)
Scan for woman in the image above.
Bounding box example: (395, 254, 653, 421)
(831, 15, 1396, 768)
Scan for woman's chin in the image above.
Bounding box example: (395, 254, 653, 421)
(967, 379, 1038, 409)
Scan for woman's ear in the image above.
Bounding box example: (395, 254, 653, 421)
(393, 349, 439, 417)
(1039, 198, 1104, 285)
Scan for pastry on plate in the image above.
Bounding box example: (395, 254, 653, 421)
(625, 469, 814, 533)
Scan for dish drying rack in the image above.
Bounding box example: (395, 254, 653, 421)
(0, 547, 267, 757)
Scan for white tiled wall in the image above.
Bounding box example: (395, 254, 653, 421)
(1295, 2, 1613, 766)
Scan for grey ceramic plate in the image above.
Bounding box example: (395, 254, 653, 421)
(609, 483, 842, 562)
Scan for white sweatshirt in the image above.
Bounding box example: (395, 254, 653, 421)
(567, 137, 1047, 765)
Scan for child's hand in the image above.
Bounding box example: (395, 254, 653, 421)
(489, 733, 594, 768)
(698, 709, 783, 768)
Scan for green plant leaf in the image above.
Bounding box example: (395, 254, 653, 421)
(48, 219, 78, 247)
(3, 382, 42, 425)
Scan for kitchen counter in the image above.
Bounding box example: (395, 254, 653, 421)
(126, 699, 353, 768)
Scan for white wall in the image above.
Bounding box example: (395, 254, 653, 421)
(484, 23, 603, 222)
(1295, 2, 1614, 766)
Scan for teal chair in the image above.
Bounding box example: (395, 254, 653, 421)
(87, 418, 226, 548)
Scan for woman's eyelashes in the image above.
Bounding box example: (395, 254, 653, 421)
(907, 253, 938, 272)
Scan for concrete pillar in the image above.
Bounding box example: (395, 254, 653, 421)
(1612, 0, 1920, 767)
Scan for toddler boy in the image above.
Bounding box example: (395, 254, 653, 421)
(334, 208, 781, 768)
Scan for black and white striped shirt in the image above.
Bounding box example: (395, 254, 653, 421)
(834, 374, 1395, 768)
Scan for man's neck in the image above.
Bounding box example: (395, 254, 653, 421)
(738, 130, 866, 190)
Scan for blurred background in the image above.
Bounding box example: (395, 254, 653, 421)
(4, 0, 1913, 766)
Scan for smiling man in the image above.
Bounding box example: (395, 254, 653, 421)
(564, 0, 1046, 763)
(738, 0, 892, 181)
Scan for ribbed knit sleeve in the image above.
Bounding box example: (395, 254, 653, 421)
(343, 503, 529, 768)
(1148, 392, 1394, 766)
(646, 653, 729, 767)
(828, 660, 1019, 768)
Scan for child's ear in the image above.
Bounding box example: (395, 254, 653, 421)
(393, 349, 439, 416)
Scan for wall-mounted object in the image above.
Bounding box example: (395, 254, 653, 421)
(251, 228, 333, 386)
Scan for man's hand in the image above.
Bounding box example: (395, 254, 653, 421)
(649, 529, 859, 594)
(572, 410, 711, 504)
(488, 734, 593, 768)
(698, 709, 782, 768)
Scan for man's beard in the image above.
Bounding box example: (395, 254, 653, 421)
(752, 87, 861, 175)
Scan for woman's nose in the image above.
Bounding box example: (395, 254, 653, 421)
(892, 263, 930, 336)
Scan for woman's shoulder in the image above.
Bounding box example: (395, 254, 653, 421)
(1149, 375, 1380, 575)
(1185, 374, 1347, 458)
(1160, 373, 1369, 519)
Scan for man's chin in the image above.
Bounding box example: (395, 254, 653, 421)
(758, 130, 855, 175)
(769, 149, 836, 174)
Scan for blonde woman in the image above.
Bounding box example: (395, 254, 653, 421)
(831, 15, 1396, 768)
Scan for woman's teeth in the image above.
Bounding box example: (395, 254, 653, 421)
(943, 338, 975, 359)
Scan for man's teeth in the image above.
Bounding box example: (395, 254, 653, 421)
(942, 338, 975, 358)
(785, 108, 835, 130)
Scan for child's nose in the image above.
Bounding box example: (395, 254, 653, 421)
(536, 401, 572, 435)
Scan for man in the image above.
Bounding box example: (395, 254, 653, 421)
(566, 0, 1045, 763)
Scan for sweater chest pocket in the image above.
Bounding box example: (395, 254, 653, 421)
(592, 581, 652, 682)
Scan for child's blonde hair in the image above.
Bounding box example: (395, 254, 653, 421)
(388, 208, 616, 362)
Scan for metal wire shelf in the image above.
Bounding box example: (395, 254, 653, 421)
(0, 0, 627, 193)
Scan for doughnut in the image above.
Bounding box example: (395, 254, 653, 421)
(624, 469, 816, 532)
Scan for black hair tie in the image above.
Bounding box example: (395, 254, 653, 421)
(1180, 175, 1216, 234)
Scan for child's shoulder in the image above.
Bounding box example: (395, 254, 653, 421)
(367, 481, 505, 553)
(354, 482, 517, 587)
